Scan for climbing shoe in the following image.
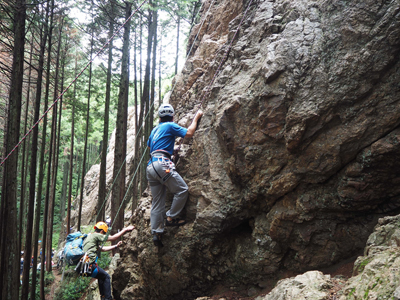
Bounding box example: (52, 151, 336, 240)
(165, 217, 186, 227)
(153, 233, 163, 247)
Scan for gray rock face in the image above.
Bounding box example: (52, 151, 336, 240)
(261, 271, 333, 300)
(112, 0, 400, 298)
(338, 215, 400, 300)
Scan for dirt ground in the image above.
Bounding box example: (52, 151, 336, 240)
(45, 268, 62, 300)
(44, 258, 356, 300)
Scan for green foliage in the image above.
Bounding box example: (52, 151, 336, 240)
(52, 227, 61, 249)
(348, 287, 356, 297)
(45, 271, 55, 286)
(28, 271, 55, 300)
(55, 275, 91, 300)
(97, 251, 112, 269)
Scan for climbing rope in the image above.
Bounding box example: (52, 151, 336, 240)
(93, 0, 219, 223)
(94, 99, 156, 222)
(0, 0, 150, 167)
(168, 0, 217, 96)
(174, 0, 256, 159)
(99, 146, 148, 247)
(99, 0, 257, 225)
(74, 0, 254, 241)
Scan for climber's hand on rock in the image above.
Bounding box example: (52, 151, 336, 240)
(195, 110, 203, 121)
(125, 225, 135, 232)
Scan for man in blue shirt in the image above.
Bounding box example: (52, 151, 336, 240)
(147, 104, 203, 246)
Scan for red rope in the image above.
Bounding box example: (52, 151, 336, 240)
(0, 0, 150, 167)
(175, 0, 255, 160)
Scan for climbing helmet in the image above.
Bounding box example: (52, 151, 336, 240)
(94, 221, 108, 233)
(158, 104, 175, 117)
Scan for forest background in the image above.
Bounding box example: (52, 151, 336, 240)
(0, 0, 201, 298)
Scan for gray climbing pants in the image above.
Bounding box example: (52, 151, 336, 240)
(146, 155, 188, 234)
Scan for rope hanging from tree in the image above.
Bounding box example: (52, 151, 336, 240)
(100, 0, 257, 226)
(0, 0, 150, 167)
(92, 0, 219, 225)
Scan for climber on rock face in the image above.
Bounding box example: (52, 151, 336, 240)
(147, 103, 203, 247)
(83, 222, 134, 300)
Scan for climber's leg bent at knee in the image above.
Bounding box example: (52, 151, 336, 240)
(95, 266, 112, 300)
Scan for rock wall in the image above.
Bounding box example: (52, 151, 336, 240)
(112, 0, 400, 298)
(232, 214, 400, 300)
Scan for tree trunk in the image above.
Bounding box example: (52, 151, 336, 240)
(46, 17, 63, 272)
(159, 33, 162, 106)
(78, 30, 94, 231)
(111, 2, 131, 248)
(18, 33, 34, 256)
(59, 38, 68, 225)
(18, 36, 33, 258)
(67, 52, 78, 235)
(141, 4, 155, 193)
(97, 0, 115, 223)
(175, 15, 180, 75)
(60, 160, 69, 221)
(27, 4, 50, 299)
(132, 22, 139, 212)
(40, 0, 55, 296)
(150, 8, 158, 131)
(0, 0, 26, 298)
(140, 15, 143, 99)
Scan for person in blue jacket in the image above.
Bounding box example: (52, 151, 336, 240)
(147, 104, 203, 246)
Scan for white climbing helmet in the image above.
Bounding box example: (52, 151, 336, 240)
(158, 104, 175, 117)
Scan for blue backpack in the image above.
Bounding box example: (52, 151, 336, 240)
(64, 232, 87, 266)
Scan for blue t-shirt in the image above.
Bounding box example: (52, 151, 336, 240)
(147, 122, 187, 155)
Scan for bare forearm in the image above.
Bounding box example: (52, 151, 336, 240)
(106, 225, 134, 242)
(101, 245, 118, 252)
(107, 229, 127, 241)
(186, 111, 203, 138)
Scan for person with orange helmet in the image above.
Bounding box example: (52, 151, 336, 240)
(83, 221, 134, 300)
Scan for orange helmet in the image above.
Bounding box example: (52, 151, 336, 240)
(94, 221, 108, 233)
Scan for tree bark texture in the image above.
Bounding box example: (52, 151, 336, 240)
(111, 2, 131, 246)
(98, 0, 115, 223)
(27, 5, 50, 298)
(0, 0, 26, 299)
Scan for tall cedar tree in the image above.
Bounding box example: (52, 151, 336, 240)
(97, 0, 115, 223)
(18, 34, 34, 256)
(111, 1, 131, 246)
(59, 32, 69, 225)
(132, 21, 140, 211)
(46, 17, 64, 272)
(67, 52, 78, 236)
(40, 0, 55, 296)
(27, 3, 50, 299)
(150, 5, 158, 131)
(78, 27, 94, 231)
(141, 1, 156, 193)
(0, 0, 26, 298)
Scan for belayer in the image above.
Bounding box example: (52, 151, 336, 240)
(147, 103, 203, 247)
(82, 221, 134, 300)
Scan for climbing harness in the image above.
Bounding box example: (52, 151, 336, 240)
(75, 253, 98, 278)
(150, 150, 174, 182)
